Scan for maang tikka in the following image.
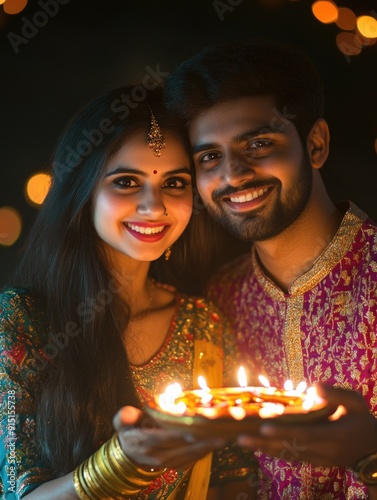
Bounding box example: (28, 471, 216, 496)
(147, 107, 166, 157)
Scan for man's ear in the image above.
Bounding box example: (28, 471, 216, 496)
(307, 118, 330, 170)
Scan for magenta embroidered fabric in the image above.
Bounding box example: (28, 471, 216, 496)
(207, 202, 377, 499)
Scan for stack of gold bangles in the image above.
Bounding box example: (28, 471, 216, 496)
(73, 433, 165, 499)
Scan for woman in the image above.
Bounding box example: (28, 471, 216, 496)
(0, 85, 257, 499)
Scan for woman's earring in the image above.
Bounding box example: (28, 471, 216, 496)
(164, 247, 172, 261)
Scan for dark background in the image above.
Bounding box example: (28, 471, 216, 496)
(1, 0, 376, 287)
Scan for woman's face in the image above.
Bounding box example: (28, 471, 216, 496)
(93, 131, 193, 263)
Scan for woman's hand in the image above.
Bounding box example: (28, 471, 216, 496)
(113, 406, 226, 471)
(237, 383, 377, 468)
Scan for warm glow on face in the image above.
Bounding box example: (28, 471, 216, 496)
(25, 172, 51, 206)
(3, 0, 28, 14)
(312, 0, 338, 24)
(0, 206, 22, 246)
(356, 16, 377, 39)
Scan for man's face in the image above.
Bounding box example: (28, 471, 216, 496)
(189, 96, 313, 243)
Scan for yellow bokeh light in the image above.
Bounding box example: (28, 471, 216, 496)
(25, 172, 51, 206)
(312, 1, 338, 24)
(355, 32, 377, 47)
(0, 206, 22, 247)
(336, 32, 362, 56)
(3, 0, 28, 15)
(357, 16, 377, 39)
(0, 0, 7, 5)
(336, 8, 356, 31)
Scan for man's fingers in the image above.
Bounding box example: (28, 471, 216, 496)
(315, 383, 369, 414)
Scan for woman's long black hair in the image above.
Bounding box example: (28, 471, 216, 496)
(11, 84, 231, 476)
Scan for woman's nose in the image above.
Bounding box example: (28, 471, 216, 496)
(136, 190, 166, 218)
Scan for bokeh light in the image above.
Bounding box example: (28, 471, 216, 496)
(312, 1, 338, 24)
(3, 0, 28, 15)
(25, 172, 51, 206)
(0, 207, 22, 247)
(355, 32, 377, 47)
(0, 0, 7, 5)
(356, 16, 377, 39)
(336, 32, 362, 56)
(336, 7, 356, 31)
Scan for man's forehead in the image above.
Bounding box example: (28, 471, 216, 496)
(189, 95, 291, 145)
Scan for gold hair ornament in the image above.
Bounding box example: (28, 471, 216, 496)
(147, 108, 166, 157)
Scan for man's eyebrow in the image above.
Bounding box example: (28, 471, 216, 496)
(192, 127, 286, 155)
(105, 166, 191, 177)
(192, 142, 219, 155)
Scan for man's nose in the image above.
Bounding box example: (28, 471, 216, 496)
(220, 151, 255, 184)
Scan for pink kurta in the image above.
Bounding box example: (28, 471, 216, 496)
(207, 202, 377, 499)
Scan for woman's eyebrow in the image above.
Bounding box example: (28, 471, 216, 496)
(105, 166, 191, 177)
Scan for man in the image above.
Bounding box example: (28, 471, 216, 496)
(164, 38, 377, 498)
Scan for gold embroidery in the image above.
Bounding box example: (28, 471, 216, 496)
(284, 295, 305, 385)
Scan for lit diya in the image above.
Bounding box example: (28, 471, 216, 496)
(145, 368, 333, 439)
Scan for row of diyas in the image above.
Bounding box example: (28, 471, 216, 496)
(156, 367, 327, 420)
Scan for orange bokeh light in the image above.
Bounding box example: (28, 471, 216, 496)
(336, 7, 356, 31)
(336, 32, 362, 56)
(312, 1, 338, 24)
(357, 16, 377, 39)
(0, 207, 22, 247)
(3, 0, 28, 15)
(25, 172, 51, 206)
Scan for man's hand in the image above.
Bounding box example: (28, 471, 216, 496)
(237, 383, 377, 468)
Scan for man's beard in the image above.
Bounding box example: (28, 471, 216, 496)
(203, 158, 313, 243)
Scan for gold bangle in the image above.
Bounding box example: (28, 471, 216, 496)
(72, 433, 164, 499)
(99, 445, 146, 491)
(111, 433, 164, 479)
(93, 451, 141, 495)
(73, 466, 92, 500)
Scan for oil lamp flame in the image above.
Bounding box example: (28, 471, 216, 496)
(259, 402, 285, 418)
(238, 366, 247, 388)
(258, 374, 270, 388)
(284, 379, 294, 391)
(197, 376, 213, 404)
(198, 376, 210, 391)
(158, 383, 186, 415)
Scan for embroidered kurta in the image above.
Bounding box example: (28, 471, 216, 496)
(0, 288, 255, 499)
(207, 202, 377, 499)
